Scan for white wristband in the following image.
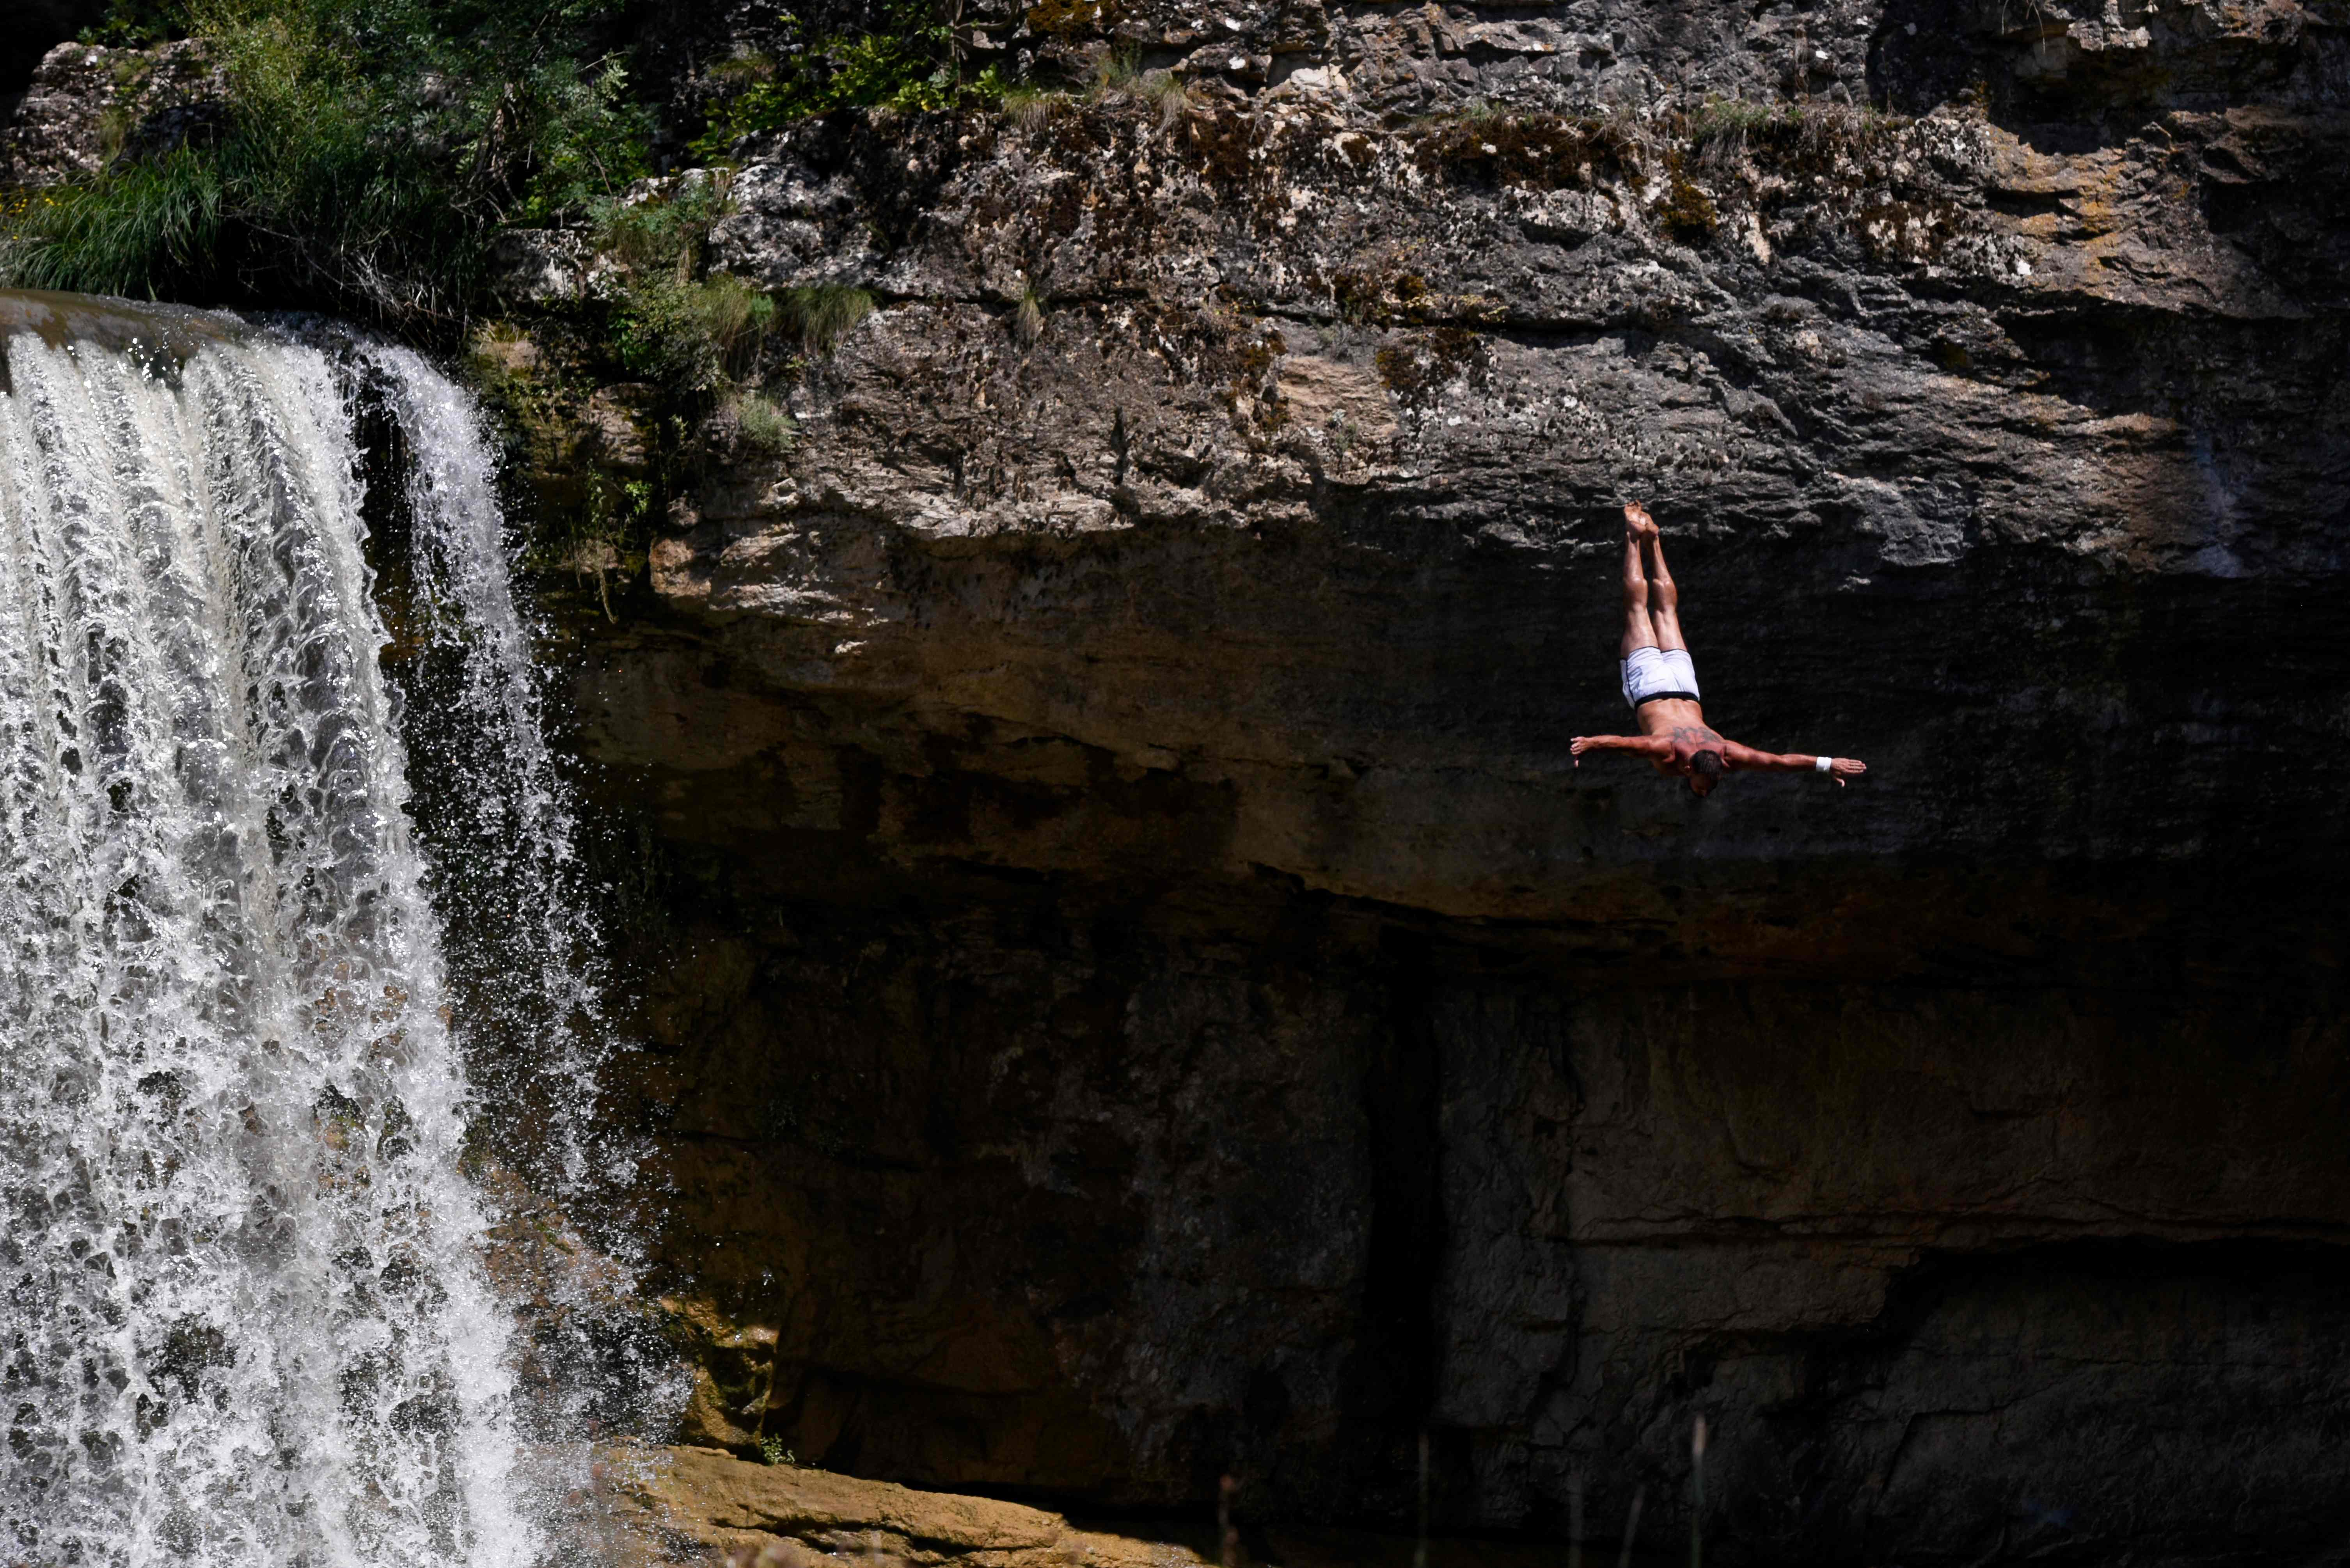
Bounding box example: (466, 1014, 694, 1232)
(1814, 755, 1833, 773)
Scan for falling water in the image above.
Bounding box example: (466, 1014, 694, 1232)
(0, 292, 617, 1567)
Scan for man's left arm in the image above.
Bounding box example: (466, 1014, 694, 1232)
(1724, 742, 1869, 787)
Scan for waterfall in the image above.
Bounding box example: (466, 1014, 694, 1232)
(0, 293, 613, 1567)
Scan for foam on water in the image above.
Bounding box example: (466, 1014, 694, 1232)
(0, 298, 605, 1566)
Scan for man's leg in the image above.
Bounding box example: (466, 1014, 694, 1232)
(1643, 525, 1688, 653)
(1621, 517, 1660, 657)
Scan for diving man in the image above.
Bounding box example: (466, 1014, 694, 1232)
(1571, 503, 1867, 796)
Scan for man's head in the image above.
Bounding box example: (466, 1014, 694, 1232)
(1688, 749, 1724, 796)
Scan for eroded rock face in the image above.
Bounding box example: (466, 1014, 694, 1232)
(568, 0, 2350, 1554)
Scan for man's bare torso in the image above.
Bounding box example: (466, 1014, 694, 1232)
(1635, 697, 1729, 775)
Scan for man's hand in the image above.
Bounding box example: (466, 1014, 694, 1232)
(1826, 757, 1867, 788)
(1574, 735, 1667, 768)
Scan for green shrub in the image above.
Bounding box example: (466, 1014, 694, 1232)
(612, 271, 774, 388)
(79, 0, 187, 45)
(590, 181, 781, 388)
(688, 0, 1008, 159)
(597, 176, 731, 276)
(3, 0, 649, 326)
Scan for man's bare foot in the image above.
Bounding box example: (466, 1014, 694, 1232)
(1623, 501, 1658, 539)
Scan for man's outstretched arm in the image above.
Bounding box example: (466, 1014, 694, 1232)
(1723, 742, 1868, 787)
(1572, 734, 1672, 766)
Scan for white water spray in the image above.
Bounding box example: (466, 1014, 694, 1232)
(0, 293, 615, 1567)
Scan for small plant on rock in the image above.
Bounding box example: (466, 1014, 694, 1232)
(1012, 284, 1046, 344)
(725, 389, 799, 456)
(1136, 69, 1194, 129)
(776, 282, 877, 354)
(1002, 84, 1063, 131)
(1089, 46, 1143, 97)
(595, 178, 790, 392)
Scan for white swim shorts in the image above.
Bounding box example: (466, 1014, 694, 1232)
(1621, 646, 1700, 709)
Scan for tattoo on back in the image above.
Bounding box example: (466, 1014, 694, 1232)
(1670, 724, 1724, 749)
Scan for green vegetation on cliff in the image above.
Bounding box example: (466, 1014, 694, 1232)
(2, 0, 646, 324)
(689, 0, 1010, 160)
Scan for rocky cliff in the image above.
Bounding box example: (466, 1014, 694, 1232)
(552, 0, 2350, 1559)
(11, 0, 2348, 1555)
(556, 0, 2350, 1556)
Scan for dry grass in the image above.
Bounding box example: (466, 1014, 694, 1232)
(1090, 46, 1143, 96)
(1002, 85, 1064, 131)
(1137, 69, 1195, 128)
(1012, 284, 1046, 344)
(776, 282, 876, 354)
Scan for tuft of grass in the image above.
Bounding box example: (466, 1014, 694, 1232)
(1011, 284, 1045, 344)
(1671, 95, 1911, 174)
(776, 282, 876, 354)
(1685, 96, 1773, 170)
(1687, 96, 1775, 146)
(692, 274, 775, 366)
(1089, 46, 1142, 97)
(1002, 84, 1063, 131)
(726, 388, 798, 455)
(4, 149, 230, 300)
(1136, 69, 1193, 129)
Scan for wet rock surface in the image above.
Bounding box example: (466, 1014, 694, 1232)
(556, 0, 2350, 1558)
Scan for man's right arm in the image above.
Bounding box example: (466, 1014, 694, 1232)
(1725, 743, 1868, 786)
(1571, 735, 1670, 766)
